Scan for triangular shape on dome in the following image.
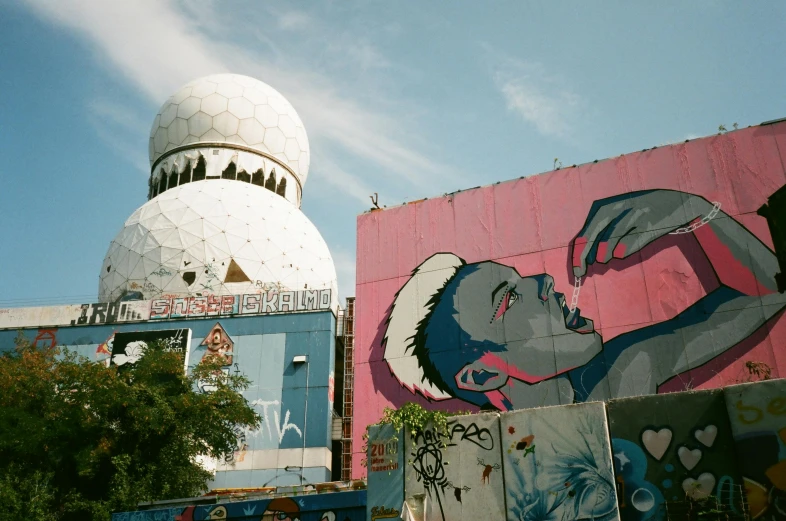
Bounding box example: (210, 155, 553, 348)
(224, 259, 251, 283)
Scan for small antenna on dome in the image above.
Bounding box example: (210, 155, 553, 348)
(370, 192, 381, 210)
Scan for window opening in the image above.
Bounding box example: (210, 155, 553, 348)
(157, 168, 167, 195)
(168, 169, 179, 190)
(251, 169, 265, 187)
(180, 163, 192, 185)
(237, 169, 251, 183)
(221, 162, 237, 180)
(276, 176, 287, 197)
(192, 155, 206, 182)
(265, 168, 277, 192)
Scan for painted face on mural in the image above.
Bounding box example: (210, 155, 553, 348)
(422, 262, 602, 407)
(383, 188, 786, 411)
(262, 497, 300, 521)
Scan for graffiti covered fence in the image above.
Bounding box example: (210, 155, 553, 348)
(367, 378, 786, 521)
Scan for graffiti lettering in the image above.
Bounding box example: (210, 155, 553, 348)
(150, 289, 332, 320)
(1, 290, 329, 329)
(370, 438, 399, 472)
(32, 328, 57, 350)
(370, 506, 400, 520)
(411, 428, 450, 516)
(69, 301, 147, 326)
(448, 421, 494, 450)
(767, 397, 786, 416)
(250, 399, 302, 444)
(735, 397, 786, 424)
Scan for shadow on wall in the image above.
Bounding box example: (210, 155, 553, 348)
(366, 378, 786, 521)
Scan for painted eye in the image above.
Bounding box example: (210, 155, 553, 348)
(493, 290, 518, 321)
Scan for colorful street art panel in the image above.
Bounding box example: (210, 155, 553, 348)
(499, 402, 619, 521)
(366, 424, 405, 521)
(111, 490, 367, 521)
(404, 413, 504, 521)
(607, 389, 743, 521)
(354, 123, 786, 477)
(110, 328, 191, 372)
(724, 378, 786, 521)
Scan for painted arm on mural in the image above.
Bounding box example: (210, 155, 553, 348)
(570, 189, 786, 400)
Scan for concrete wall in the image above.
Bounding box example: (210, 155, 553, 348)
(404, 413, 505, 521)
(0, 311, 337, 488)
(354, 122, 786, 477)
(111, 490, 367, 521)
(0, 289, 333, 329)
(366, 379, 784, 521)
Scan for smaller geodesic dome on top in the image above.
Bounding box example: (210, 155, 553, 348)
(99, 181, 337, 306)
(148, 74, 309, 207)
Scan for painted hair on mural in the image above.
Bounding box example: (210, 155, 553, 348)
(383, 253, 465, 400)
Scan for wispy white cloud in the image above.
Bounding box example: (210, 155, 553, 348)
(309, 153, 376, 206)
(20, 0, 462, 298)
(21, 0, 453, 195)
(88, 99, 148, 135)
(87, 99, 149, 173)
(276, 10, 312, 31)
(22, 0, 227, 101)
(488, 48, 583, 140)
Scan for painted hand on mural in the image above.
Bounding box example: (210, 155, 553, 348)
(383, 188, 786, 411)
(571, 190, 713, 278)
(573, 189, 786, 401)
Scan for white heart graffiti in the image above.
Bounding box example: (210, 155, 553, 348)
(694, 425, 717, 447)
(683, 473, 716, 499)
(641, 428, 672, 460)
(677, 446, 702, 470)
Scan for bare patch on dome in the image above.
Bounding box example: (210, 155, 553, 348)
(182, 271, 196, 286)
(224, 259, 251, 283)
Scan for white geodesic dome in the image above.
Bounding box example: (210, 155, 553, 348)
(149, 74, 310, 189)
(99, 180, 336, 304)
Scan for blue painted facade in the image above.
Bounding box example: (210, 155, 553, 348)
(0, 311, 337, 488)
(111, 490, 367, 521)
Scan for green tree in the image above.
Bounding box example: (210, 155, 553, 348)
(0, 335, 261, 520)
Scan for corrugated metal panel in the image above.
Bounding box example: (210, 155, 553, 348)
(331, 414, 343, 441)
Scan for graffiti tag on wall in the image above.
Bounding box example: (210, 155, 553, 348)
(0, 289, 332, 330)
(70, 301, 149, 326)
(150, 289, 332, 320)
(406, 415, 503, 521)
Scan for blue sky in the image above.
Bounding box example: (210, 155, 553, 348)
(1, 1, 784, 306)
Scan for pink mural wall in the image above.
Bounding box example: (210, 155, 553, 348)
(353, 122, 786, 478)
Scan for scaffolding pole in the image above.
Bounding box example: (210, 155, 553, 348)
(341, 297, 355, 481)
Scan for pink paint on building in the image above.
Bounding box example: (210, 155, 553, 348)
(352, 122, 786, 477)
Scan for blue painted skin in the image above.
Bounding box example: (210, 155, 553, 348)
(409, 190, 786, 410)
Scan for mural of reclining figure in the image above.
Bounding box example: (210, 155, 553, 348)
(383, 189, 786, 411)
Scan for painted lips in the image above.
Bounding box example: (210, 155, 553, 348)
(555, 291, 595, 334)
